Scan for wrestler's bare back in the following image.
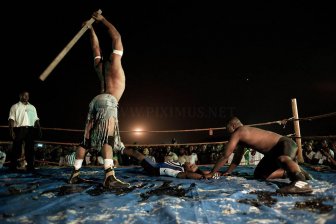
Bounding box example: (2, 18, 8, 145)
(105, 56, 125, 102)
(233, 126, 282, 153)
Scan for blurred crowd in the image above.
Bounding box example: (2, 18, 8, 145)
(0, 138, 335, 170)
(302, 139, 336, 169)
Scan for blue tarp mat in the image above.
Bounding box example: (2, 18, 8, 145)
(0, 165, 335, 223)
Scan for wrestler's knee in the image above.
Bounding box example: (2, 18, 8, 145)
(79, 138, 91, 150)
(107, 136, 114, 147)
(277, 155, 292, 164)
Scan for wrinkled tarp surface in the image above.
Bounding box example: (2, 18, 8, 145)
(0, 165, 335, 224)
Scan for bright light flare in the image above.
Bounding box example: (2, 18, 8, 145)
(134, 128, 143, 136)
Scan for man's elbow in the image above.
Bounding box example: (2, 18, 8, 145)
(8, 119, 14, 126)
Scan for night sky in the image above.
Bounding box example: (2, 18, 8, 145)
(1, 1, 335, 144)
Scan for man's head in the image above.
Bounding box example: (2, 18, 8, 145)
(183, 162, 198, 172)
(226, 116, 243, 133)
(321, 139, 329, 149)
(306, 144, 313, 152)
(19, 91, 29, 104)
(143, 148, 149, 156)
(179, 148, 186, 156)
(331, 140, 336, 151)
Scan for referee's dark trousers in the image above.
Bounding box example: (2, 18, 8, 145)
(10, 126, 35, 171)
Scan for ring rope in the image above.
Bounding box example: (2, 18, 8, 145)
(0, 111, 334, 136)
(0, 111, 335, 133)
(1, 135, 335, 148)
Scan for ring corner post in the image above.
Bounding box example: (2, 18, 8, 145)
(291, 98, 304, 163)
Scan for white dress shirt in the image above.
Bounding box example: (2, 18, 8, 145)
(8, 101, 39, 127)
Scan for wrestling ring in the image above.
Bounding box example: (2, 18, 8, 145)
(0, 98, 335, 224)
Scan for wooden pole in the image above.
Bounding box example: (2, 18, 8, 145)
(291, 98, 304, 163)
(39, 9, 102, 81)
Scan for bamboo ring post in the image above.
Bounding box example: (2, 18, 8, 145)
(291, 98, 304, 163)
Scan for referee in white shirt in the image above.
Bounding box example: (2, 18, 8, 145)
(8, 91, 42, 172)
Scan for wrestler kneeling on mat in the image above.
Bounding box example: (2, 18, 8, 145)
(204, 117, 313, 194)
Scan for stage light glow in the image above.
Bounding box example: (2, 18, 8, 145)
(134, 128, 143, 135)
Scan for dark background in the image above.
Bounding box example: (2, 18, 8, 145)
(1, 1, 335, 144)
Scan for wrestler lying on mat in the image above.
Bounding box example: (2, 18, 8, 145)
(122, 147, 220, 180)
